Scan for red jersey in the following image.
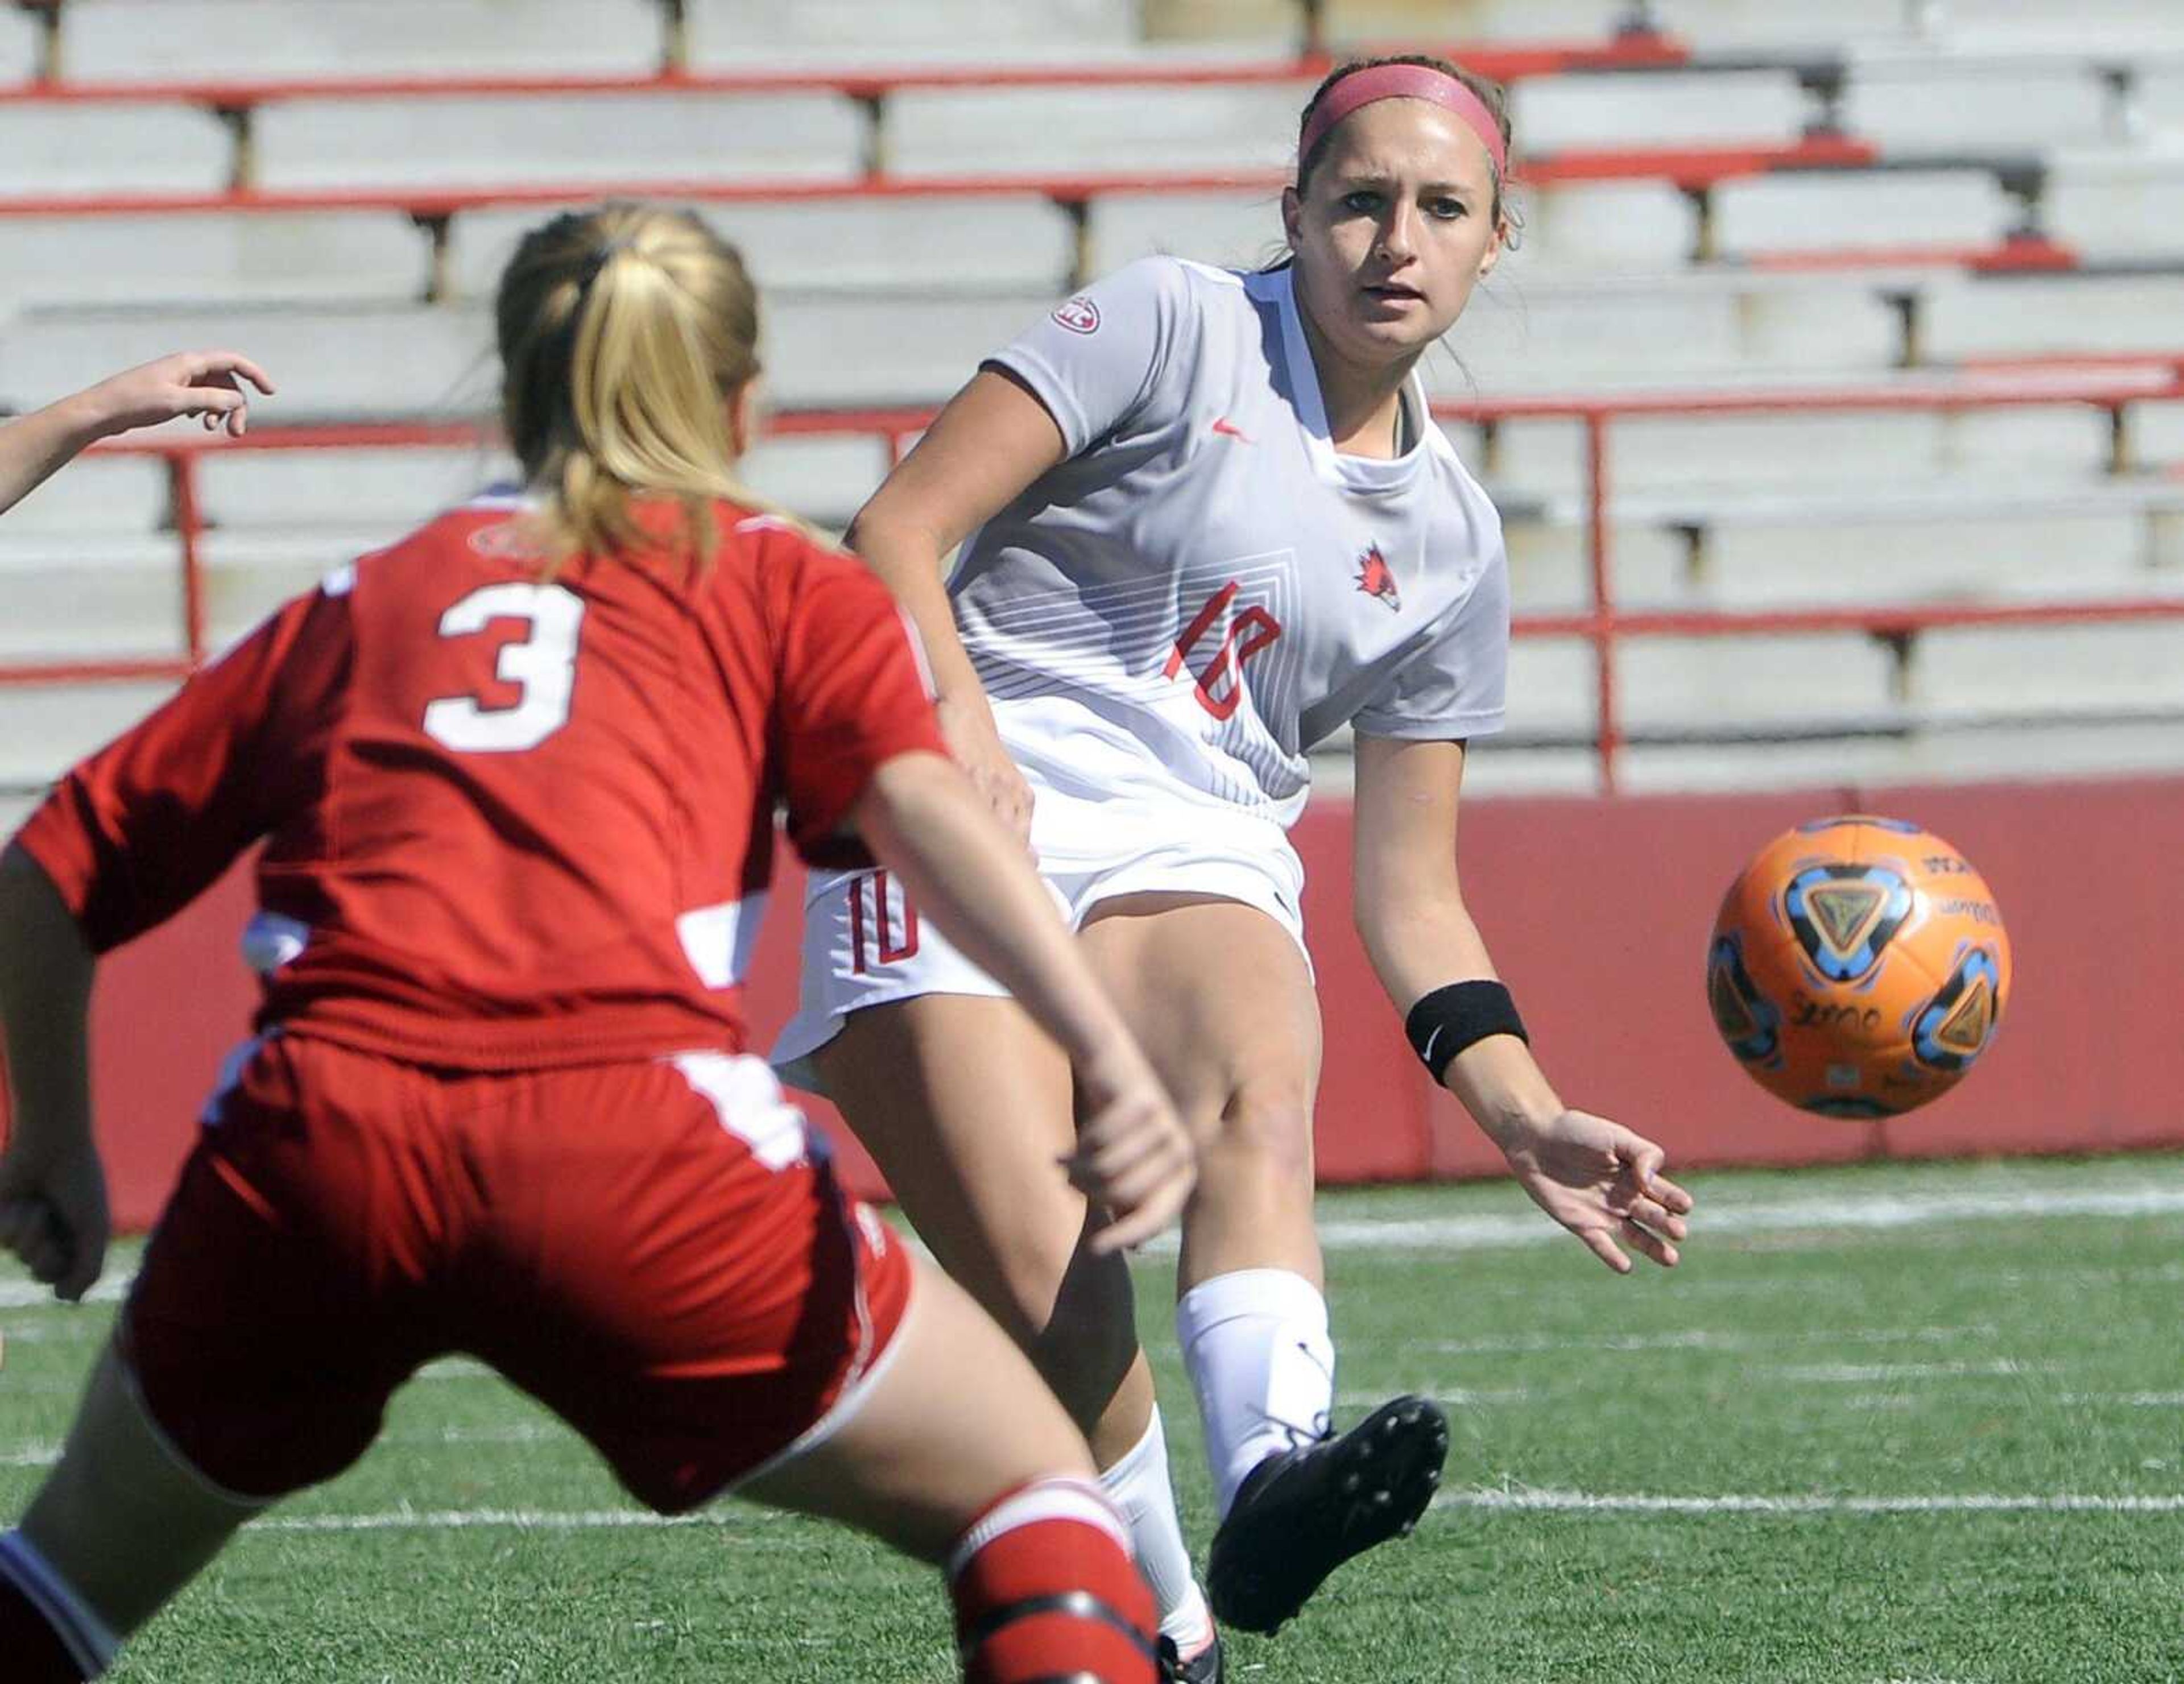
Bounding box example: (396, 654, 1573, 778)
(14, 494, 946, 1068)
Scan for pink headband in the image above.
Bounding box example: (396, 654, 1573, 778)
(1297, 64, 1508, 180)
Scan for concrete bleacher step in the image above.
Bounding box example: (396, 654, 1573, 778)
(2144, 66, 2184, 139)
(1714, 168, 2019, 254)
(1841, 64, 2111, 150)
(1520, 183, 1702, 268)
(2, 295, 1062, 415)
(0, 212, 429, 313)
(1164, 0, 1907, 46)
(1433, 283, 1901, 390)
(1508, 609, 2184, 748)
(0, 304, 498, 421)
(0, 682, 179, 795)
(446, 198, 1077, 301)
(1925, 272, 2184, 355)
(688, 0, 1139, 59)
(1478, 406, 2124, 496)
(197, 446, 512, 535)
(253, 94, 867, 193)
(2047, 154, 2184, 258)
(0, 6, 36, 81)
(0, 456, 171, 536)
(1505, 506, 2184, 614)
(1512, 69, 1807, 150)
(1915, 618, 2184, 710)
(0, 102, 228, 196)
(53, 0, 664, 80)
(885, 83, 1302, 177)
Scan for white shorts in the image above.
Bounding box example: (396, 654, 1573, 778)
(771, 784, 1309, 1094)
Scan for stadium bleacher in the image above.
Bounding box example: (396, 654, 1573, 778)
(4, 0, 2183, 808)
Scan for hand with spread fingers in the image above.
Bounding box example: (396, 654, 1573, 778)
(83, 349, 276, 440)
(1, 349, 276, 520)
(1492, 1108, 1694, 1274)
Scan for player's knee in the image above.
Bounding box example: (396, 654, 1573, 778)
(1204, 1080, 1315, 1194)
(948, 1478, 1159, 1684)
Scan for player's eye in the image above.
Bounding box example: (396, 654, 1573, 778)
(1341, 190, 1383, 216)
(1426, 197, 1467, 221)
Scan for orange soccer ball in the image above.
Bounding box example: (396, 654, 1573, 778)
(1706, 815, 2012, 1118)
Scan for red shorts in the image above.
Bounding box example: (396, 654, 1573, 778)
(122, 1033, 911, 1514)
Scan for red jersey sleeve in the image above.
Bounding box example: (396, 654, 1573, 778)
(764, 536, 948, 868)
(11, 585, 344, 954)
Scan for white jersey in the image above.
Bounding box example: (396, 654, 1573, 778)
(955, 255, 1510, 827)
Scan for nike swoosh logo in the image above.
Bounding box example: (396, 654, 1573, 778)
(1211, 418, 1252, 442)
(1422, 1025, 1445, 1064)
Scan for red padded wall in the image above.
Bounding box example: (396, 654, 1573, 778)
(6, 774, 2181, 1231)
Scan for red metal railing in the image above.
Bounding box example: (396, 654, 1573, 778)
(9, 363, 2184, 791)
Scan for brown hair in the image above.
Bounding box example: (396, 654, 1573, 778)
(497, 202, 762, 567)
(1295, 54, 1513, 224)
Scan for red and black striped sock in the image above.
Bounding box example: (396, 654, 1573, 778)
(948, 1478, 1159, 1683)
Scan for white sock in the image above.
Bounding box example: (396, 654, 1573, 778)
(1176, 1268, 1335, 1518)
(1098, 1406, 1213, 1652)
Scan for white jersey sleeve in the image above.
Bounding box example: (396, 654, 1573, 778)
(1349, 542, 1511, 742)
(985, 256, 1196, 458)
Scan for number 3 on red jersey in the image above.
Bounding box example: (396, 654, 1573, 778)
(422, 582, 586, 752)
(849, 869, 920, 975)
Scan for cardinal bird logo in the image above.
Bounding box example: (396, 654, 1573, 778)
(1355, 544, 1400, 611)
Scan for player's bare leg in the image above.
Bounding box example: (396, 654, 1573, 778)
(816, 995, 1150, 1459)
(0, 1342, 263, 1679)
(1081, 894, 1447, 1637)
(742, 1255, 1159, 1682)
(816, 996, 1219, 1675)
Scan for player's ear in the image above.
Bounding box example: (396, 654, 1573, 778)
(1280, 185, 1304, 255)
(725, 379, 759, 460)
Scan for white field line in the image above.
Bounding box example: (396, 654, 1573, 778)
(1355, 1323, 1997, 1357)
(1283, 1185, 2184, 1253)
(222, 1490, 2184, 1534)
(1761, 1359, 2059, 1383)
(3, 1179, 2180, 1309)
(254, 1506, 769, 1534)
(0, 1422, 565, 1474)
(0, 1277, 129, 1310)
(235, 1489, 2184, 1534)
(1435, 1487, 2184, 1515)
(1335, 1388, 1533, 1408)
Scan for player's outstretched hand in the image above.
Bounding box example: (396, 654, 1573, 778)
(936, 693, 1037, 851)
(1063, 1044, 1196, 1256)
(84, 349, 275, 441)
(0, 1138, 110, 1304)
(1495, 1108, 1693, 1274)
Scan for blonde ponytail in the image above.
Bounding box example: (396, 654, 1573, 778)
(497, 203, 764, 569)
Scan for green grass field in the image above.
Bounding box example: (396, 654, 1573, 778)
(4, 1152, 2181, 1683)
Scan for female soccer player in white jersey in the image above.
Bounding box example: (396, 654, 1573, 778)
(775, 56, 1695, 1670)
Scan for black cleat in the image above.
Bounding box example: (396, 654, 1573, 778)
(1156, 1629, 1224, 1682)
(1205, 1395, 1448, 1635)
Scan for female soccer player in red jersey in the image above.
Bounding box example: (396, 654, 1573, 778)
(776, 57, 1697, 1664)
(0, 349, 275, 518)
(0, 204, 1190, 1684)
